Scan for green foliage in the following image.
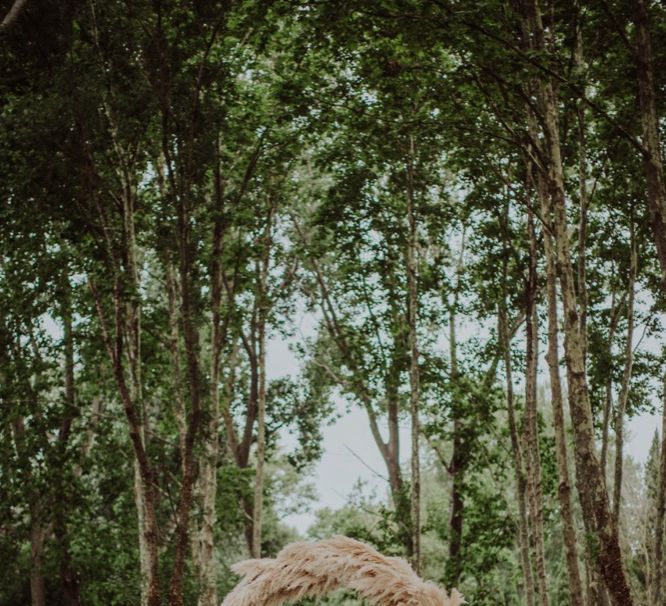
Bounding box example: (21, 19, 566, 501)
(1, 0, 664, 604)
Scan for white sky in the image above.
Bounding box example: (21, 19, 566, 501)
(267, 323, 663, 534)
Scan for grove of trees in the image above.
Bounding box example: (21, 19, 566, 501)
(1, 0, 665, 605)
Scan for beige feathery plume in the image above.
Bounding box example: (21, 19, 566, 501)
(222, 535, 464, 606)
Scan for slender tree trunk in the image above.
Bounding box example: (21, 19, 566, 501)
(574, 7, 588, 360)
(8, 410, 47, 606)
(165, 256, 203, 579)
(517, 1, 633, 602)
(128, 340, 158, 603)
(499, 303, 535, 606)
(548, 113, 632, 606)
(198, 345, 237, 606)
(197, 166, 229, 606)
(0, 0, 30, 31)
(384, 389, 412, 557)
(252, 197, 275, 559)
(90, 191, 161, 606)
(251, 285, 267, 559)
(132, 461, 152, 606)
(296, 219, 413, 557)
(386, 377, 411, 556)
(158, 162, 200, 578)
(448, 415, 463, 580)
(601, 293, 620, 475)
(632, 0, 666, 295)
(29, 500, 46, 606)
(524, 206, 549, 606)
(169, 192, 205, 606)
(541, 176, 585, 606)
(236, 320, 260, 554)
(613, 224, 637, 528)
(226, 300, 260, 555)
(447, 232, 466, 585)
(124, 192, 160, 606)
(652, 375, 666, 606)
(448, 310, 464, 585)
(543, 86, 632, 606)
(165, 261, 188, 475)
(583, 561, 605, 606)
(54, 277, 82, 606)
(406, 134, 421, 573)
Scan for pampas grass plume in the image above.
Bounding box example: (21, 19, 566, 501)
(222, 535, 464, 606)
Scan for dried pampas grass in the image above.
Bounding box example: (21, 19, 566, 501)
(222, 535, 464, 606)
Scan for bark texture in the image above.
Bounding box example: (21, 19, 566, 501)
(54, 278, 82, 606)
(446, 230, 468, 584)
(499, 302, 535, 606)
(600, 293, 620, 475)
(0, 0, 29, 31)
(651, 377, 666, 606)
(524, 207, 548, 606)
(251, 208, 273, 558)
(516, 0, 633, 602)
(612, 226, 637, 528)
(89, 189, 161, 606)
(541, 178, 584, 606)
(448, 308, 464, 585)
(197, 166, 231, 606)
(632, 0, 666, 295)
(406, 134, 421, 573)
(29, 502, 46, 606)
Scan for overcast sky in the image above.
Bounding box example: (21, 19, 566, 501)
(268, 319, 663, 534)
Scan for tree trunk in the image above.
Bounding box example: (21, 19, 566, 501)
(574, 10, 588, 360)
(165, 261, 187, 475)
(541, 174, 585, 606)
(237, 328, 260, 554)
(448, 315, 464, 585)
(601, 292, 620, 476)
(632, 0, 666, 295)
(165, 258, 203, 574)
(197, 167, 230, 606)
(583, 560, 606, 606)
(251, 285, 267, 559)
(446, 232, 466, 585)
(382, 392, 412, 557)
(0, 0, 30, 31)
(548, 104, 632, 606)
(133, 461, 152, 606)
(406, 133, 421, 573)
(516, 0, 633, 601)
(499, 303, 535, 606)
(543, 80, 632, 606)
(169, 190, 205, 606)
(53, 271, 82, 606)
(252, 196, 275, 558)
(652, 375, 666, 606)
(29, 499, 46, 606)
(386, 380, 411, 556)
(297, 219, 413, 557)
(90, 189, 161, 606)
(448, 418, 464, 582)
(524, 206, 549, 606)
(124, 192, 161, 606)
(612, 224, 637, 528)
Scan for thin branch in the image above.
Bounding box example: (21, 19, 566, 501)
(0, 0, 29, 31)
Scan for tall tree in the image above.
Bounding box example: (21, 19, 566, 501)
(631, 0, 666, 294)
